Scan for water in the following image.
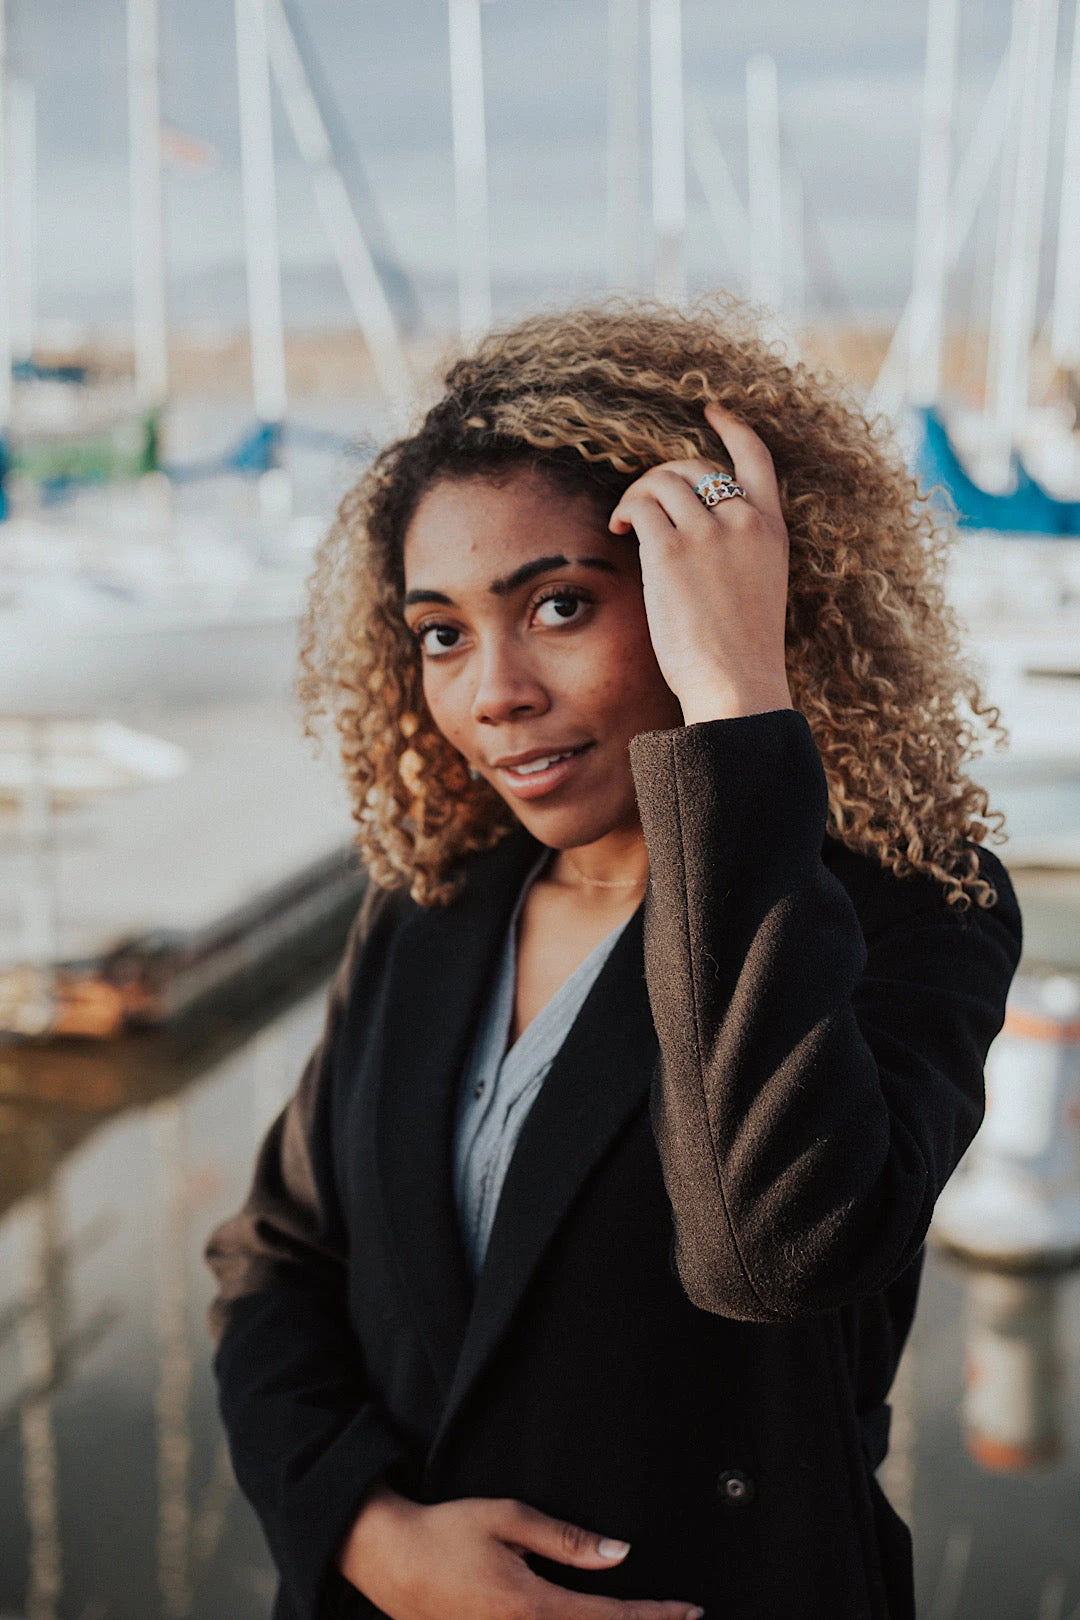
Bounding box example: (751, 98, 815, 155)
(0, 971, 331, 1620)
(2, 959, 1080, 1620)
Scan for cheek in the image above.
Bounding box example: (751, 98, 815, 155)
(571, 607, 668, 715)
(420, 667, 467, 747)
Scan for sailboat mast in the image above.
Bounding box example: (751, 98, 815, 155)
(264, 0, 412, 415)
(649, 0, 686, 303)
(985, 0, 1060, 478)
(1051, 0, 1080, 370)
(9, 80, 35, 369)
(235, 0, 288, 428)
(686, 91, 749, 284)
(607, 0, 641, 289)
(448, 0, 491, 343)
(746, 53, 783, 313)
(127, 0, 168, 411)
(867, 52, 1010, 419)
(0, 0, 12, 447)
(908, 0, 959, 406)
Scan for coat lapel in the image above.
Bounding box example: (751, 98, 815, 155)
(429, 904, 658, 1459)
(373, 827, 541, 1399)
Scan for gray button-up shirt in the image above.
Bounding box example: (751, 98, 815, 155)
(452, 855, 629, 1278)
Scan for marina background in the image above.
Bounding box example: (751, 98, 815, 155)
(3, 0, 1080, 1616)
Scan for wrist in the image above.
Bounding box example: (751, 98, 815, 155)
(678, 678, 793, 726)
(337, 1482, 416, 1586)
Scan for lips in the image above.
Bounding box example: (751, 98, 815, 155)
(490, 741, 594, 801)
(503, 748, 579, 777)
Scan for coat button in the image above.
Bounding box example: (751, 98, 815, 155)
(716, 1468, 755, 1506)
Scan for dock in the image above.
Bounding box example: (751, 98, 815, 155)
(0, 699, 366, 1037)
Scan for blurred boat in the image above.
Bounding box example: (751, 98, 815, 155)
(0, 504, 321, 711)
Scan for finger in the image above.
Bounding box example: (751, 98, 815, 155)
(490, 1498, 633, 1570)
(608, 493, 677, 547)
(614, 468, 752, 535)
(704, 401, 783, 522)
(536, 1588, 705, 1620)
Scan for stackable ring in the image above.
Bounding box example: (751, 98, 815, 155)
(694, 470, 747, 508)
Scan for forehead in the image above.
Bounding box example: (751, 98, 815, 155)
(402, 469, 619, 590)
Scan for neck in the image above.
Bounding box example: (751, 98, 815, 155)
(550, 825, 649, 892)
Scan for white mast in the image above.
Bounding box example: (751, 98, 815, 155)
(235, 0, 287, 427)
(867, 52, 1010, 418)
(908, 0, 960, 406)
(8, 79, 35, 368)
(448, 0, 491, 343)
(784, 169, 806, 331)
(686, 91, 749, 284)
(1051, 0, 1080, 369)
(264, 0, 411, 414)
(984, 0, 1060, 482)
(746, 54, 783, 313)
(128, 0, 168, 411)
(0, 0, 12, 444)
(607, 0, 641, 289)
(649, 0, 686, 303)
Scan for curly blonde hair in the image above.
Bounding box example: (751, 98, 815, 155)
(299, 297, 1005, 910)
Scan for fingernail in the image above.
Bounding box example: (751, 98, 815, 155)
(688, 1609, 706, 1619)
(597, 1538, 630, 1560)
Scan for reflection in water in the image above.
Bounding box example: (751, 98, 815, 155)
(0, 957, 336, 1620)
(153, 1097, 193, 1618)
(17, 1175, 62, 1620)
(962, 1269, 1066, 1473)
(1, 961, 1080, 1619)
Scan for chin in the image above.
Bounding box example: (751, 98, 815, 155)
(503, 795, 632, 851)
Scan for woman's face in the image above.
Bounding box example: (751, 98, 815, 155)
(401, 468, 682, 849)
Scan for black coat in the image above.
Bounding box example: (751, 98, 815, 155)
(205, 710, 1022, 1620)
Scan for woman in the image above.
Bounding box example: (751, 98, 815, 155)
(205, 301, 1022, 1620)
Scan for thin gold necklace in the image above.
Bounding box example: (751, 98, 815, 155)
(563, 853, 648, 890)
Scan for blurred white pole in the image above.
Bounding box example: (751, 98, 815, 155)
(1051, 0, 1080, 368)
(9, 80, 35, 367)
(17, 1183, 64, 1620)
(908, 0, 960, 406)
(686, 91, 749, 282)
(607, 0, 640, 288)
(985, 0, 1060, 479)
(152, 1098, 194, 1620)
(746, 54, 783, 313)
(0, 0, 12, 438)
(448, 0, 491, 343)
(128, 0, 168, 410)
(784, 169, 805, 330)
(649, 0, 686, 303)
(264, 0, 411, 414)
(235, 0, 287, 425)
(867, 52, 1010, 417)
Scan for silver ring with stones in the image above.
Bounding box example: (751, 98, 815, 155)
(694, 471, 747, 507)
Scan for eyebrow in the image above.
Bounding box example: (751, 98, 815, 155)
(403, 554, 618, 609)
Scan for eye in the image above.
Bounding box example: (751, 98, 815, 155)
(415, 622, 462, 657)
(533, 588, 592, 628)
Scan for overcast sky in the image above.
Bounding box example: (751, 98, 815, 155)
(11, 0, 1058, 339)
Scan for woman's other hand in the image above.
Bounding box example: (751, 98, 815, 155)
(609, 402, 792, 726)
(337, 1483, 705, 1620)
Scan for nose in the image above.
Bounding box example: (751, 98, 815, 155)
(470, 636, 550, 727)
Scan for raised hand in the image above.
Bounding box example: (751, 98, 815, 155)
(609, 402, 793, 726)
(338, 1484, 705, 1620)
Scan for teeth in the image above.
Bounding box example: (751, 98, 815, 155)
(508, 751, 572, 776)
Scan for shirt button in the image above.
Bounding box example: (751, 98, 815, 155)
(475, 1082, 485, 1097)
(716, 1469, 755, 1507)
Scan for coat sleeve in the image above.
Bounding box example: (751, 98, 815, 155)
(629, 708, 1023, 1324)
(204, 880, 413, 1618)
